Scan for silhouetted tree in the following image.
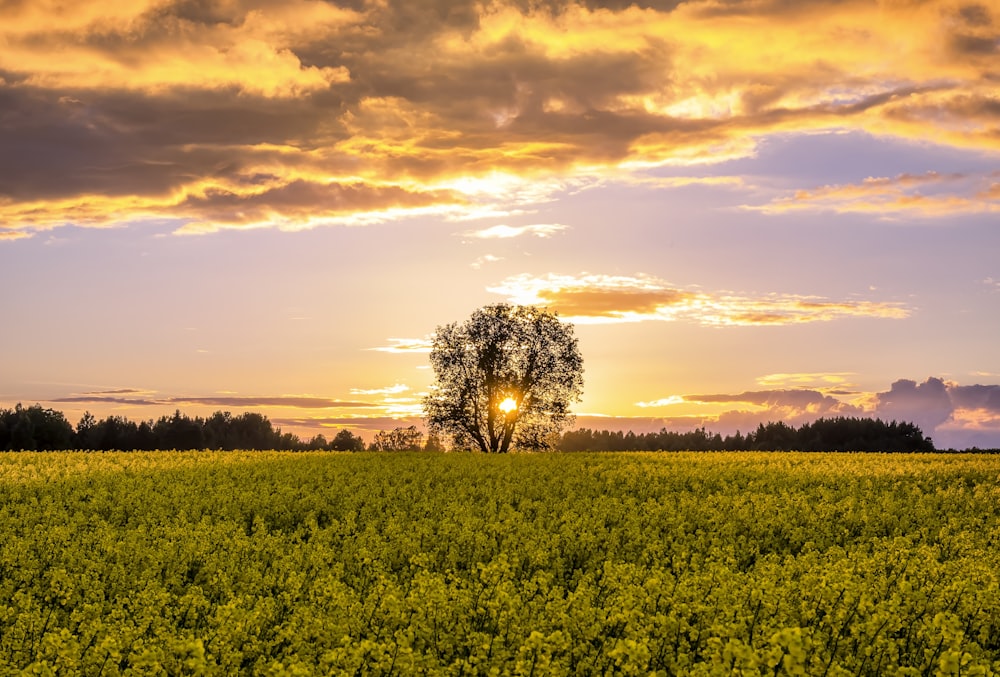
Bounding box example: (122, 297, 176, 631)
(153, 410, 205, 450)
(134, 420, 157, 450)
(330, 429, 366, 451)
(91, 416, 142, 450)
(0, 404, 74, 450)
(749, 421, 798, 450)
(232, 412, 281, 450)
(424, 304, 584, 453)
(423, 431, 446, 452)
(371, 426, 424, 452)
(76, 412, 98, 448)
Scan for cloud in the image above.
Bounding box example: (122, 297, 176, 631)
(174, 396, 377, 409)
(369, 338, 434, 353)
(490, 273, 910, 325)
(471, 254, 504, 269)
(272, 416, 424, 433)
(50, 394, 377, 409)
(874, 377, 955, 433)
(462, 223, 568, 239)
(636, 395, 684, 408)
(624, 175, 745, 189)
(755, 372, 856, 390)
(949, 384, 1000, 413)
(0, 230, 33, 241)
(83, 388, 151, 396)
(350, 384, 410, 396)
(173, 180, 467, 234)
(674, 388, 862, 427)
(53, 395, 162, 407)
(2, 0, 998, 237)
(0, 0, 356, 96)
(685, 389, 851, 411)
(749, 171, 1000, 217)
(626, 377, 1000, 448)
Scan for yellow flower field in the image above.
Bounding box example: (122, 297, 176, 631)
(2, 451, 999, 675)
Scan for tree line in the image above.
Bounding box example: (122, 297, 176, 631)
(0, 404, 951, 453)
(558, 417, 937, 453)
(0, 404, 366, 452)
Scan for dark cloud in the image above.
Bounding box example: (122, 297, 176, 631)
(53, 395, 160, 406)
(949, 385, 1000, 412)
(686, 389, 842, 409)
(83, 388, 148, 395)
(0, 86, 343, 202)
(959, 4, 993, 26)
(1, 0, 997, 235)
(950, 33, 999, 55)
(152, 0, 248, 27)
(177, 180, 463, 228)
(172, 396, 378, 409)
(874, 378, 954, 432)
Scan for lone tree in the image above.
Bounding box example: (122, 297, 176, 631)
(424, 304, 583, 453)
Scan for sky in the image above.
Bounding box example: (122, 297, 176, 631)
(1, 0, 998, 449)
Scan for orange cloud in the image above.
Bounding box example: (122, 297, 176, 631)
(755, 372, 858, 392)
(0, 229, 32, 241)
(1, 0, 997, 237)
(490, 273, 910, 326)
(751, 171, 1000, 217)
(0, 0, 356, 96)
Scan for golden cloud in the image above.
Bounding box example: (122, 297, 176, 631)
(0, 0, 357, 96)
(750, 171, 1000, 217)
(0, 229, 32, 241)
(1, 0, 997, 237)
(490, 273, 911, 326)
(0, 176, 467, 236)
(755, 372, 857, 392)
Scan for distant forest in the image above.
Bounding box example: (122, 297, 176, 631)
(0, 403, 982, 452)
(560, 419, 938, 453)
(0, 405, 364, 453)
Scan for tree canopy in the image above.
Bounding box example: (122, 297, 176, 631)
(558, 417, 937, 453)
(423, 304, 584, 453)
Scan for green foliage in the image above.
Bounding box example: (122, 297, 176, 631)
(425, 304, 584, 453)
(2, 451, 1000, 674)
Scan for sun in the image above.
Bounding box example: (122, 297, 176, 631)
(498, 397, 518, 414)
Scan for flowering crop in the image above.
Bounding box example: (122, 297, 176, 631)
(1, 451, 999, 675)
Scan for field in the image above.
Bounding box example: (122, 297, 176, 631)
(2, 451, 1000, 676)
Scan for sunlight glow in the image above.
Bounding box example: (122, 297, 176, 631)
(499, 397, 518, 414)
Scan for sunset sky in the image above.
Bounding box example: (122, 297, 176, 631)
(1, 0, 998, 449)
